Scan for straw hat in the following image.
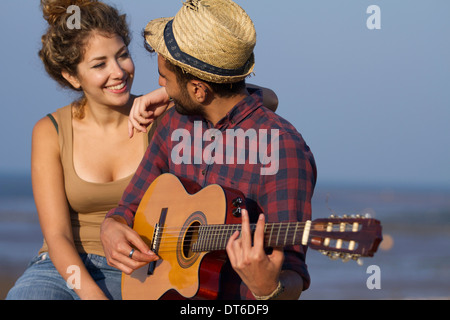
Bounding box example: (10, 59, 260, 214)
(144, 0, 256, 84)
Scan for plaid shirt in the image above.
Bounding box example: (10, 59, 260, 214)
(107, 89, 317, 299)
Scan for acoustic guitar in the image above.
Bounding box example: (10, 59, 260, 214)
(121, 173, 382, 300)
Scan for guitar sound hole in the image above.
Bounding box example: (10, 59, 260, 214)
(183, 221, 200, 259)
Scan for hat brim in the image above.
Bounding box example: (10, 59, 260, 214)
(144, 18, 255, 84)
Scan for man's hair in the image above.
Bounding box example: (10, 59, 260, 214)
(143, 30, 246, 97)
(165, 60, 246, 97)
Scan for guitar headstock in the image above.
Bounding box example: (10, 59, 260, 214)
(309, 215, 383, 264)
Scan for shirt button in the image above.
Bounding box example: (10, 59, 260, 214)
(201, 170, 206, 175)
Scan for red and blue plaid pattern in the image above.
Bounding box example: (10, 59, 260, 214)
(107, 89, 317, 299)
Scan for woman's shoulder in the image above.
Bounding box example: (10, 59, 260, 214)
(33, 104, 72, 136)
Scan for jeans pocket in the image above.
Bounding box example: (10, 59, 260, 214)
(29, 252, 49, 266)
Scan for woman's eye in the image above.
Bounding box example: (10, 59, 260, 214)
(93, 62, 105, 69)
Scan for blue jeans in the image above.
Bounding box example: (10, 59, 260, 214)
(6, 252, 122, 300)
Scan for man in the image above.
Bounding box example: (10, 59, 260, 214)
(101, 0, 316, 300)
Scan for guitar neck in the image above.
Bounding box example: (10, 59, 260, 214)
(179, 216, 380, 259)
(192, 222, 309, 252)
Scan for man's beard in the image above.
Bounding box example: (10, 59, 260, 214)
(173, 86, 206, 118)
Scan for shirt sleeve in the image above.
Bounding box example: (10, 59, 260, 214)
(258, 130, 317, 291)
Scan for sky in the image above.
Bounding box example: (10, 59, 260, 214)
(0, 0, 449, 189)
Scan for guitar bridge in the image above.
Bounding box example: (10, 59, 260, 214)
(148, 208, 168, 275)
(152, 223, 161, 253)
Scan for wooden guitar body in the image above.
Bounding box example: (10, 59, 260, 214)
(121, 173, 244, 300)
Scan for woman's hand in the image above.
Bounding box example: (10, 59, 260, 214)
(128, 87, 173, 138)
(246, 84, 279, 112)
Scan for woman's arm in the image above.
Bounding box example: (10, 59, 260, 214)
(127, 85, 279, 137)
(128, 89, 173, 138)
(32, 116, 108, 300)
(246, 84, 279, 112)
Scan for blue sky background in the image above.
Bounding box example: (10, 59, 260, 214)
(1, 0, 449, 189)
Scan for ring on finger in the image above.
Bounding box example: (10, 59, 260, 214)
(128, 248, 135, 259)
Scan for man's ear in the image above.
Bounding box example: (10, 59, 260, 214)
(62, 70, 81, 90)
(189, 81, 211, 103)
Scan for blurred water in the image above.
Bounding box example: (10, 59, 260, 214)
(1, 174, 449, 299)
(302, 183, 450, 300)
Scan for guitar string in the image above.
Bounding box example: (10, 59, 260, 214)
(151, 221, 311, 234)
(149, 222, 360, 253)
(149, 222, 354, 239)
(150, 227, 312, 251)
(151, 230, 306, 240)
(151, 220, 359, 233)
(151, 227, 360, 253)
(151, 238, 353, 254)
(153, 226, 307, 237)
(151, 224, 308, 239)
(149, 221, 357, 242)
(156, 221, 310, 229)
(153, 233, 359, 254)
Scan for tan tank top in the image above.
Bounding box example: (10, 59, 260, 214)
(39, 105, 151, 256)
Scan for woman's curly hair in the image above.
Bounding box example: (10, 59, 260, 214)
(39, 0, 131, 117)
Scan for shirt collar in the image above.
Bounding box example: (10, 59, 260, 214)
(215, 88, 263, 130)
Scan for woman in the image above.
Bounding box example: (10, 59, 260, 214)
(6, 0, 278, 300)
(6, 0, 159, 300)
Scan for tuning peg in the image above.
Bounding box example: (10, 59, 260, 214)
(331, 252, 341, 260)
(321, 251, 332, 258)
(352, 255, 364, 266)
(320, 251, 364, 266)
(320, 251, 339, 260)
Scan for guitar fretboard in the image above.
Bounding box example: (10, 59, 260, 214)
(191, 222, 310, 252)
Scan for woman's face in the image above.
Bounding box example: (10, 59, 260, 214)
(72, 32, 135, 109)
